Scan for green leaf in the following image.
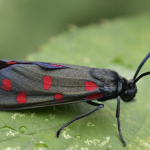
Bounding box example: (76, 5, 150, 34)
(1, 14, 150, 150)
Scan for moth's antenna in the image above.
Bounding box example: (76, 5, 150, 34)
(133, 52, 150, 80)
(133, 71, 150, 84)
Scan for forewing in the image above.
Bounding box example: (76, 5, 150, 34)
(0, 60, 103, 110)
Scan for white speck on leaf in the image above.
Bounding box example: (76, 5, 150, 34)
(49, 114, 55, 119)
(87, 122, 94, 127)
(66, 144, 78, 150)
(66, 146, 73, 150)
(62, 127, 71, 139)
(6, 130, 18, 137)
(98, 136, 110, 147)
(19, 114, 26, 117)
(35, 148, 44, 150)
(5, 147, 20, 150)
(11, 113, 26, 119)
(113, 124, 117, 127)
(143, 142, 150, 148)
(45, 118, 48, 122)
(39, 141, 44, 144)
(80, 147, 88, 150)
(74, 145, 78, 148)
(84, 139, 100, 146)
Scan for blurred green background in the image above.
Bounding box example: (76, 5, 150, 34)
(1, 0, 150, 59)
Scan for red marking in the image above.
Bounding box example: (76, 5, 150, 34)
(51, 64, 63, 67)
(86, 93, 103, 100)
(54, 93, 63, 102)
(2, 79, 12, 91)
(7, 62, 17, 65)
(16, 92, 27, 104)
(84, 81, 98, 91)
(43, 76, 52, 90)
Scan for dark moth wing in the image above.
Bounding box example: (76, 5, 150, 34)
(0, 60, 122, 110)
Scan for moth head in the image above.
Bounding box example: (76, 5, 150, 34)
(121, 79, 137, 102)
(121, 52, 150, 102)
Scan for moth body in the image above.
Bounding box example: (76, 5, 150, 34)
(0, 60, 128, 110)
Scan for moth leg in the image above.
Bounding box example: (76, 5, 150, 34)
(116, 96, 126, 146)
(56, 104, 104, 137)
(86, 101, 101, 106)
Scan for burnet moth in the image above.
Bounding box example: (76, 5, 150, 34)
(0, 52, 149, 146)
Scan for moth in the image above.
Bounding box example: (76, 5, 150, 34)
(0, 52, 149, 146)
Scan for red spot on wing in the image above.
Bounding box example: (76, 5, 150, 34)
(54, 93, 63, 102)
(84, 81, 98, 91)
(86, 93, 103, 100)
(16, 92, 27, 104)
(2, 79, 12, 91)
(51, 64, 63, 67)
(43, 76, 52, 90)
(7, 62, 17, 65)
